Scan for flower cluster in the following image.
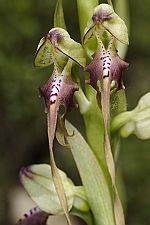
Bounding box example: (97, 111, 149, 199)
(17, 2, 131, 225)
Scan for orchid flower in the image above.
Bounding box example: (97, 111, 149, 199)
(33, 27, 85, 225)
(83, 4, 129, 225)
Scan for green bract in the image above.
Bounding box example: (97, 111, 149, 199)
(77, 0, 98, 38)
(34, 28, 86, 68)
(83, 3, 129, 46)
(111, 92, 150, 140)
(54, 0, 66, 30)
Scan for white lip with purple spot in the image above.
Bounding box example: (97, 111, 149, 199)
(101, 39, 113, 79)
(50, 74, 64, 105)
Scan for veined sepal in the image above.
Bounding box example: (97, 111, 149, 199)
(34, 28, 86, 69)
(83, 3, 129, 48)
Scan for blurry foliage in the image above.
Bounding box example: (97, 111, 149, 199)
(0, 0, 150, 225)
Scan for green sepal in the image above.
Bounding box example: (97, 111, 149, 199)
(34, 28, 86, 68)
(102, 11, 129, 45)
(52, 28, 86, 67)
(34, 37, 54, 68)
(83, 3, 129, 46)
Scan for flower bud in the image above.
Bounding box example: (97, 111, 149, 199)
(111, 92, 150, 140)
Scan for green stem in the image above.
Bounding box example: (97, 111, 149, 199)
(83, 85, 105, 165)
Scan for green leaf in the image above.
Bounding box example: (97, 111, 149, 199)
(54, 0, 66, 30)
(20, 164, 74, 215)
(66, 121, 116, 225)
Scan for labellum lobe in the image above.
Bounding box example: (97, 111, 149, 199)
(39, 68, 78, 148)
(85, 38, 128, 92)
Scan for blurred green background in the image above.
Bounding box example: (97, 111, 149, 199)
(0, 0, 150, 224)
